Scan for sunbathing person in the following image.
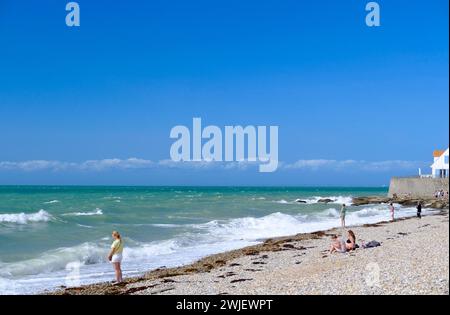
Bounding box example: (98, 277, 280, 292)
(330, 230, 357, 253)
(345, 230, 356, 251)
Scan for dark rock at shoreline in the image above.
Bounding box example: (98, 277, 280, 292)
(295, 199, 307, 203)
(352, 196, 390, 206)
(396, 199, 421, 207)
(425, 201, 449, 210)
(317, 198, 334, 204)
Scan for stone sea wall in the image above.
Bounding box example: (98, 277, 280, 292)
(388, 177, 449, 198)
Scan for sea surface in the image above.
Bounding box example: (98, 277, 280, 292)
(0, 186, 434, 294)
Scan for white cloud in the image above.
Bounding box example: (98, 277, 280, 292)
(80, 158, 154, 171)
(282, 159, 427, 171)
(157, 159, 204, 169)
(358, 160, 427, 171)
(0, 158, 427, 173)
(0, 158, 153, 172)
(157, 159, 259, 170)
(283, 159, 338, 170)
(0, 160, 75, 171)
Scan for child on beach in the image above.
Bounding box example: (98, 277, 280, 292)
(389, 203, 395, 221)
(340, 204, 346, 228)
(108, 231, 124, 284)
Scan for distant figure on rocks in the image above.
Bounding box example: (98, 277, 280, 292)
(340, 204, 346, 228)
(389, 202, 395, 221)
(416, 202, 422, 219)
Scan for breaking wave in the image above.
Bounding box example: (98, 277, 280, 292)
(0, 210, 53, 224)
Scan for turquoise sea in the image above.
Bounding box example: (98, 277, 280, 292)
(0, 186, 432, 294)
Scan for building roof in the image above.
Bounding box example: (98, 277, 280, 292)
(431, 148, 449, 171)
(433, 150, 445, 158)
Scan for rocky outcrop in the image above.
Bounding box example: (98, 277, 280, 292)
(317, 198, 334, 204)
(352, 196, 390, 206)
(352, 196, 449, 210)
(425, 200, 449, 210)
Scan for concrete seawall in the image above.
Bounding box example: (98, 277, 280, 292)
(388, 177, 449, 198)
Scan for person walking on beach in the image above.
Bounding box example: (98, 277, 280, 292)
(416, 202, 422, 219)
(108, 231, 124, 284)
(340, 204, 346, 228)
(389, 202, 395, 221)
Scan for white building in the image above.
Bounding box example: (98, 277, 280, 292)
(431, 148, 449, 178)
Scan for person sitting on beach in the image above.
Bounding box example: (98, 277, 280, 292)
(329, 235, 343, 253)
(346, 230, 357, 251)
(108, 230, 124, 284)
(329, 230, 357, 253)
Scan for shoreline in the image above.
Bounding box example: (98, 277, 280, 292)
(50, 206, 449, 295)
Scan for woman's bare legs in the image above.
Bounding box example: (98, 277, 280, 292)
(330, 240, 342, 253)
(113, 262, 123, 283)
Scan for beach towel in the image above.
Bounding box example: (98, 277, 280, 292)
(362, 241, 381, 249)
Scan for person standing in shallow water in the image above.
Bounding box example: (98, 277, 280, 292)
(108, 231, 124, 284)
(416, 202, 422, 219)
(389, 202, 395, 221)
(340, 204, 346, 228)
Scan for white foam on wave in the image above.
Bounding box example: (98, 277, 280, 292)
(0, 210, 53, 224)
(319, 208, 341, 218)
(274, 199, 291, 204)
(272, 196, 353, 205)
(77, 224, 94, 228)
(314, 204, 436, 227)
(194, 212, 309, 240)
(2, 204, 438, 295)
(104, 196, 121, 200)
(150, 223, 184, 228)
(0, 242, 108, 278)
(0, 277, 19, 295)
(301, 196, 354, 205)
(192, 205, 437, 243)
(124, 239, 179, 260)
(0, 236, 252, 295)
(62, 208, 103, 217)
(44, 200, 60, 204)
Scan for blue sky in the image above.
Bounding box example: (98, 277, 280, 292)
(0, 0, 448, 186)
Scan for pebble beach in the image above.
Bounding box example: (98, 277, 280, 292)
(54, 209, 449, 295)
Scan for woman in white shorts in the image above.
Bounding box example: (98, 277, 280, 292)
(108, 231, 124, 284)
